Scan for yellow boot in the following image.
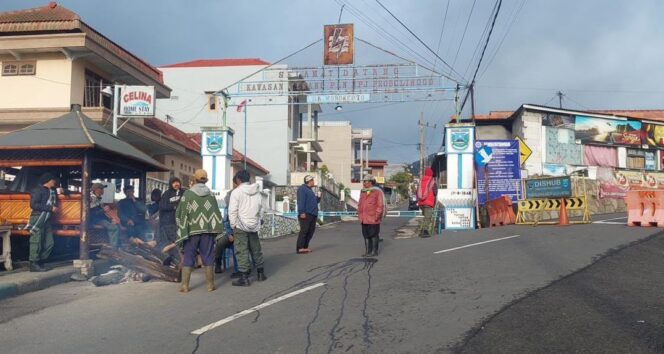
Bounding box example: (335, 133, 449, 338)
(205, 266, 215, 292)
(180, 267, 192, 293)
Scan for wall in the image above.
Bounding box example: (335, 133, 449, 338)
(274, 184, 345, 223)
(477, 125, 511, 140)
(318, 122, 353, 187)
(259, 213, 300, 239)
(152, 153, 202, 185)
(534, 178, 626, 221)
(0, 53, 72, 109)
(513, 111, 544, 176)
(157, 64, 290, 185)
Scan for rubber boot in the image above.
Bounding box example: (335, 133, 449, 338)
(370, 237, 379, 256)
(232, 272, 251, 287)
(180, 267, 192, 293)
(363, 238, 373, 257)
(29, 262, 45, 272)
(205, 266, 215, 292)
(256, 268, 267, 282)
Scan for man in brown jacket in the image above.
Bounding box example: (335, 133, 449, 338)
(357, 174, 385, 257)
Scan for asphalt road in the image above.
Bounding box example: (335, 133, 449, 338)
(0, 214, 659, 353)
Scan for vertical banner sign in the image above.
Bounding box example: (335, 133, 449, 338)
(119, 86, 155, 116)
(474, 140, 522, 204)
(324, 24, 354, 65)
(445, 125, 475, 190)
(201, 127, 234, 192)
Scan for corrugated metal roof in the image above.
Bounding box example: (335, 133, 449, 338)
(0, 107, 166, 171)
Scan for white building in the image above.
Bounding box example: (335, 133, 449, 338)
(157, 59, 296, 184)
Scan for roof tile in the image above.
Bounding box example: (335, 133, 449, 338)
(0, 2, 79, 23)
(160, 59, 270, 68)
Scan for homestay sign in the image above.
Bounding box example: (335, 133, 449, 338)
(119, 86, 155, 116)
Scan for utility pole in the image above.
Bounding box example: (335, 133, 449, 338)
(556, 91, 564, 108)
(470, 84, 476, 122)
(418, 112, 437, 179)
(454, 83, 461, 122)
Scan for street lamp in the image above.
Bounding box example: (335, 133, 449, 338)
(334, 105, 343, 111)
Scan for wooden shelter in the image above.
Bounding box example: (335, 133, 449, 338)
(0, 104, 166, 261)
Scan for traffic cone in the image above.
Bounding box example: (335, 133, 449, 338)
(559, 198, 569, 226)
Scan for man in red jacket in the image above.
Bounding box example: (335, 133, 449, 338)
(416, 167, 438, 237)
(358, 174, 385, 257)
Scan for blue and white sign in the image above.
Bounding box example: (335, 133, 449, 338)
(475, 140, 522, 204)
(475, 146, 493, 167)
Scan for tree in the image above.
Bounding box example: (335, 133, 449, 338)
(389, 171, 414, 198)
(319, 164, 330, 178)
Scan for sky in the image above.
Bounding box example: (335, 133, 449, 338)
(2, 0, 664, 164)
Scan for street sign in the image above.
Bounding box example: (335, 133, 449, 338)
(525, 176, 572, 199)
(474, 145, 493, 166)
(474, 140, 522, 204)
(515, 136, 532, 165)
(306, 93, 370, 104)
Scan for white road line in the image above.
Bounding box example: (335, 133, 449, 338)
(593, 221, 626, 225)
(594, 216, 627, 222)
(191, 282, 326, 335)
(433, 235, 521, 254)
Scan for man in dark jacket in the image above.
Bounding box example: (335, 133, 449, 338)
(26, 173, 58, 272)
(296, 175, 320, 254)
(158, 177, 184, 247)
(117, 185, 148, 241)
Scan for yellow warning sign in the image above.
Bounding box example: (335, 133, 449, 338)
(515, 136, 532, 165)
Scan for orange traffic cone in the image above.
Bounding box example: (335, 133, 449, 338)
(559, 198, 569, 226)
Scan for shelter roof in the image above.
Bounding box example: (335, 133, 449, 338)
(0, 106, 166, 171)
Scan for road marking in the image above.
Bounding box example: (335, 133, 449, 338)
(191, 283, 326, 335)
(594, 216, 627, 223)
(434, 235, 521, 254)
(593, 221, 626, 225)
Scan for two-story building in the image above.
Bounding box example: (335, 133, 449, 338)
(0, 2, 200, 186)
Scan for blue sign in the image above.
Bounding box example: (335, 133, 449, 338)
(475, 140, 522, 204)
(525, 176, 572, 199)
(475, 146, 493, 167)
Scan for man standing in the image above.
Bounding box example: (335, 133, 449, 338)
(416, 167, 438, 238)
(159, 177, 185, 249)
(26, 173, 58, 272)
(296, 175, 320, 254)
(89, 183, 121, 249)
(358, 175, 385, 257)
(175, 169, 222, 292)
(117, 185, 148, 241)
(228, 170, 267, 286)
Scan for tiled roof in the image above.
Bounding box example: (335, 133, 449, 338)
(0, 2, 78, 23)
(161, 58, 270, 68)
(186, 133, 269, 175)
(471, 111, 514, 120)
(144, 119, 200, 152)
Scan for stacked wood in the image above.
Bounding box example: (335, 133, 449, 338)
(97, 243, 179, 282)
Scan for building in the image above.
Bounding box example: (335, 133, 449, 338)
(317, 121, 374, 190)
(474, 104, 664, 201)
(0, 2, 199, 188)
(157, 59, 322, 185)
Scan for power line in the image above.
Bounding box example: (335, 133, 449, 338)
(373, 0, 466, 83)
(450, 0, 477, 71)
(479, 0, 527, 79)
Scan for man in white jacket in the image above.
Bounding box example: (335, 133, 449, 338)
(228, 170, 267, 286)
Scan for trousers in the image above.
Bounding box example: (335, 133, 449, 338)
(28, 215, 53, 263)
(296, 214, 317, 251)
(420, 206, 434, 234)
(234, 229, 264, 273)
(182, 233, 215, 267)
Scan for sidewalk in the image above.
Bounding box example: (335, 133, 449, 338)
(0, 262, 76, 301)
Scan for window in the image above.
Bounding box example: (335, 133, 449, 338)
(83, 70, 111, 109)
(2, 61, 36, 76)
(626, 149, 645, 169)
(208, 95, 217, 111)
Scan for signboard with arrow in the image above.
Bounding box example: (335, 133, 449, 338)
(474, 140, 522, 204)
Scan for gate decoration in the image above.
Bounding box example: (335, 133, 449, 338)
(324, 24, 354, 65)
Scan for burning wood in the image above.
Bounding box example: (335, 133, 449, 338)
(97, 243, 180, 282)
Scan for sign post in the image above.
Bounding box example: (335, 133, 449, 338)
(474, 140, 523, 204)
(201, 126, 234, 193)
(441, 123, 476, 229)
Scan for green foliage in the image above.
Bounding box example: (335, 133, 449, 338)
(389, 171, 413, 198)
(319, 164, 330, 177)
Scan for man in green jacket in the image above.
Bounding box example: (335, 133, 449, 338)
(175, 169, 223, 292)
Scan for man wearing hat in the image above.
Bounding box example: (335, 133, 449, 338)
(26, 173, 59, 272)
(295, 175, 321, 254)
(159, 176, 185, 250)
(358, 174, 385, 257)
(117, 185, 148, 241)
(175, 169, 223, 292)
(89, 183, 121, 249)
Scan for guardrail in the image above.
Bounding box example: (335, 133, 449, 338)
(516, 196, 590, 226)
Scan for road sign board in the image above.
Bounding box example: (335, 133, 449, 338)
(515, 136, 532, 165)
(474, 146, 493, 166)
(474, 140, 522, 204)
(525, 176, 572, 199)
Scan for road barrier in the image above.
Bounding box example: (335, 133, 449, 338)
(516, 196, 590, 225)
(486, 196, 516, 227)
(625, 190, 664, 227)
